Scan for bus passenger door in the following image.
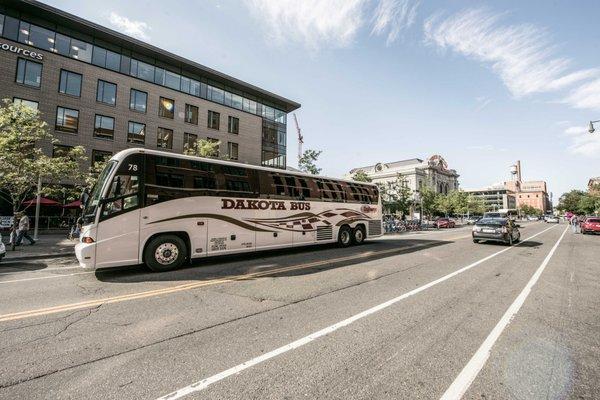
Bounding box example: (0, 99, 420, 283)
(95, 160, 143, 268)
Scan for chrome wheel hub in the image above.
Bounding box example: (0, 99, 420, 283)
(155, 243, 178, 265)
(355, 229, 364, 242)
(341, 231, 351, 244)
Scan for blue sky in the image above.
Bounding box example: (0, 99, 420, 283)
(46, 0, 600, 199)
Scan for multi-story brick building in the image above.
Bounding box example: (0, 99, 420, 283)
(0, 0, 299, 173)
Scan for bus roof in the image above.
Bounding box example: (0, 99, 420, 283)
(110, 148, 378, 187)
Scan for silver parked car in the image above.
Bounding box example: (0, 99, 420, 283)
(472, 218, 521, 245)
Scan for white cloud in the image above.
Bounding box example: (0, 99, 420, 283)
(371, 0, 419, 45)
(564, 79, 600, 111)
(108, 12, 150, 41)
(246, 0, 366, 49)
(423, 8, 598, 99)
(246, 0, 419, 49)
(564, 126, 600, 156)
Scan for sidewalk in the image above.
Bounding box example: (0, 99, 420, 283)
(1, 234, 76, 261)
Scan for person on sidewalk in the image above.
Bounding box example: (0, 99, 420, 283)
(8, 214, 19, 248)
(15, 213, 35, 246)
(571, 215, 579, 233)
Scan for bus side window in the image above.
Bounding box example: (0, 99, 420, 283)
(102, 174, 140, 218)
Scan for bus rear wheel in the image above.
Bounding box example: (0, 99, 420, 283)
(145, 234, 187, 272)
(338, 226, 352, 248)
(352, 226, 366, 245)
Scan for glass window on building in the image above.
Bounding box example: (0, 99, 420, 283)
(159, 97, 174, 119)
(207, 137, 220, 157)
(91, 149, 113, 166)
(27, 24, 55, 51)
(55, 107, 79, 133)
(54, 33, 71, 56)
(16, 58, 43, 88)
(2, 15, 19, 41)
(228, 116, 239, 134)
(127, 121, 146, 145)
(157, 127, 173, 149)
(228, 142, 239, 160)
(69, 38, 93, 63)
(130, 89, 147, 113)
(185, 104, 198, 125)
(208, 110, 220, 130)
(164, 70, 180, 90)
(94, 115, 115, 140)
(97, 80, 117, 105)
(183, 132, 197, 152)
(59, 70, 82, 97)
(13, 98, 39, 110)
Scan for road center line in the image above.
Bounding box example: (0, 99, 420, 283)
(439, 225, 569, 400)
(155, 225, 557, 400)
(0, 239, 450, 322)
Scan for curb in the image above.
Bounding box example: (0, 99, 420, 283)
(2, 252, 76, 262)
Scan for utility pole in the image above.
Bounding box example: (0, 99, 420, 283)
(293, 113, 303, 166)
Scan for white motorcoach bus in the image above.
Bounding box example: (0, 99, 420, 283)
(76, 149, 382, 271)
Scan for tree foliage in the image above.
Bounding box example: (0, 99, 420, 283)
(298, 149, 322, 175)
(352, 170, 372, 182)
(378, 177, 413, 216)
(557, 189, 600, 215)
(0, 99, 86, 212)
(519, 204, 542, 216)
(184, 138, 221, 158)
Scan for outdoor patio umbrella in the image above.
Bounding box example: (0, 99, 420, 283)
(21, 197, 61, 207)
(62, 200, 82, 209)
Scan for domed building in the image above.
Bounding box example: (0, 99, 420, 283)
(346, 155, 460, 195)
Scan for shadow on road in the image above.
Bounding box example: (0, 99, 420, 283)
(95, 239, 452, 284)
(475, 240, 543, 248)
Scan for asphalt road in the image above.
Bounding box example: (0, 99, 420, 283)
(0, 222, 598, 400)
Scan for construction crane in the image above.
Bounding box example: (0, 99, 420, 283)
(293, 113, 303, 164)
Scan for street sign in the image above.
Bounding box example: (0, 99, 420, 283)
(0, 216, 14, 229)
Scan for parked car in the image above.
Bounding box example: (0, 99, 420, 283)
(546, 215, 560, 223)
(0, 233, 5, 262)
(436, 218, 456, 228)
(466, 216, 481, 225)
(527, 216, 538, 221)
(472, 218, 521, 245)
(581, 217, 600, 234)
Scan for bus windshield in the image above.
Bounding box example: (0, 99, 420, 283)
(83, 161, 117, 224)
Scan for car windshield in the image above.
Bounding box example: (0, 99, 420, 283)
(586, 218, 600, 223)
(82, 161, 117, 224)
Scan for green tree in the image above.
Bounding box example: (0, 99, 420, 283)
(435, 193, 454, 217)
(378, 177, 413, 216)
(184, 138, 220, 158)
(520, 204, 542, 216)
(466, 195, 486, 215)
(352, 170, 372, 182)
(557, 190, 586, 213)
(0, 99, 86, 212)
(577, 194, 600, 215)
(298, 149, 322, 175)
(418, 185, 439, 218)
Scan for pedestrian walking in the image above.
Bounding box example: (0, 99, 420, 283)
(571, 215, 579, 233)
(8, 214, 19, 249)
(15, 213, 35, 246)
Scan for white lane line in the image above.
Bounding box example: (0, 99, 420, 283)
(156, 225, 558, 400)
(439, 225, 569, 400)
(0, 271, 94, 284)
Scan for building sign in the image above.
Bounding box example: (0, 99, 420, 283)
(0, 216, 14, 229)
(0, 43, 43, 60)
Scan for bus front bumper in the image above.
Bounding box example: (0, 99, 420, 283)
(75, 241, 96, 268)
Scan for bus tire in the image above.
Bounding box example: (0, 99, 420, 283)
(145, 234, 187, 272)
(338, 226, 352, 247)
(352, 225, 366, 245)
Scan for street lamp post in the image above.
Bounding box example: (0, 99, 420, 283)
(588, 120, 600, 133)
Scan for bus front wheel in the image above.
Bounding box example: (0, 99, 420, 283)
(338, 226, 352, 248)
(145, 234, 187, 272)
